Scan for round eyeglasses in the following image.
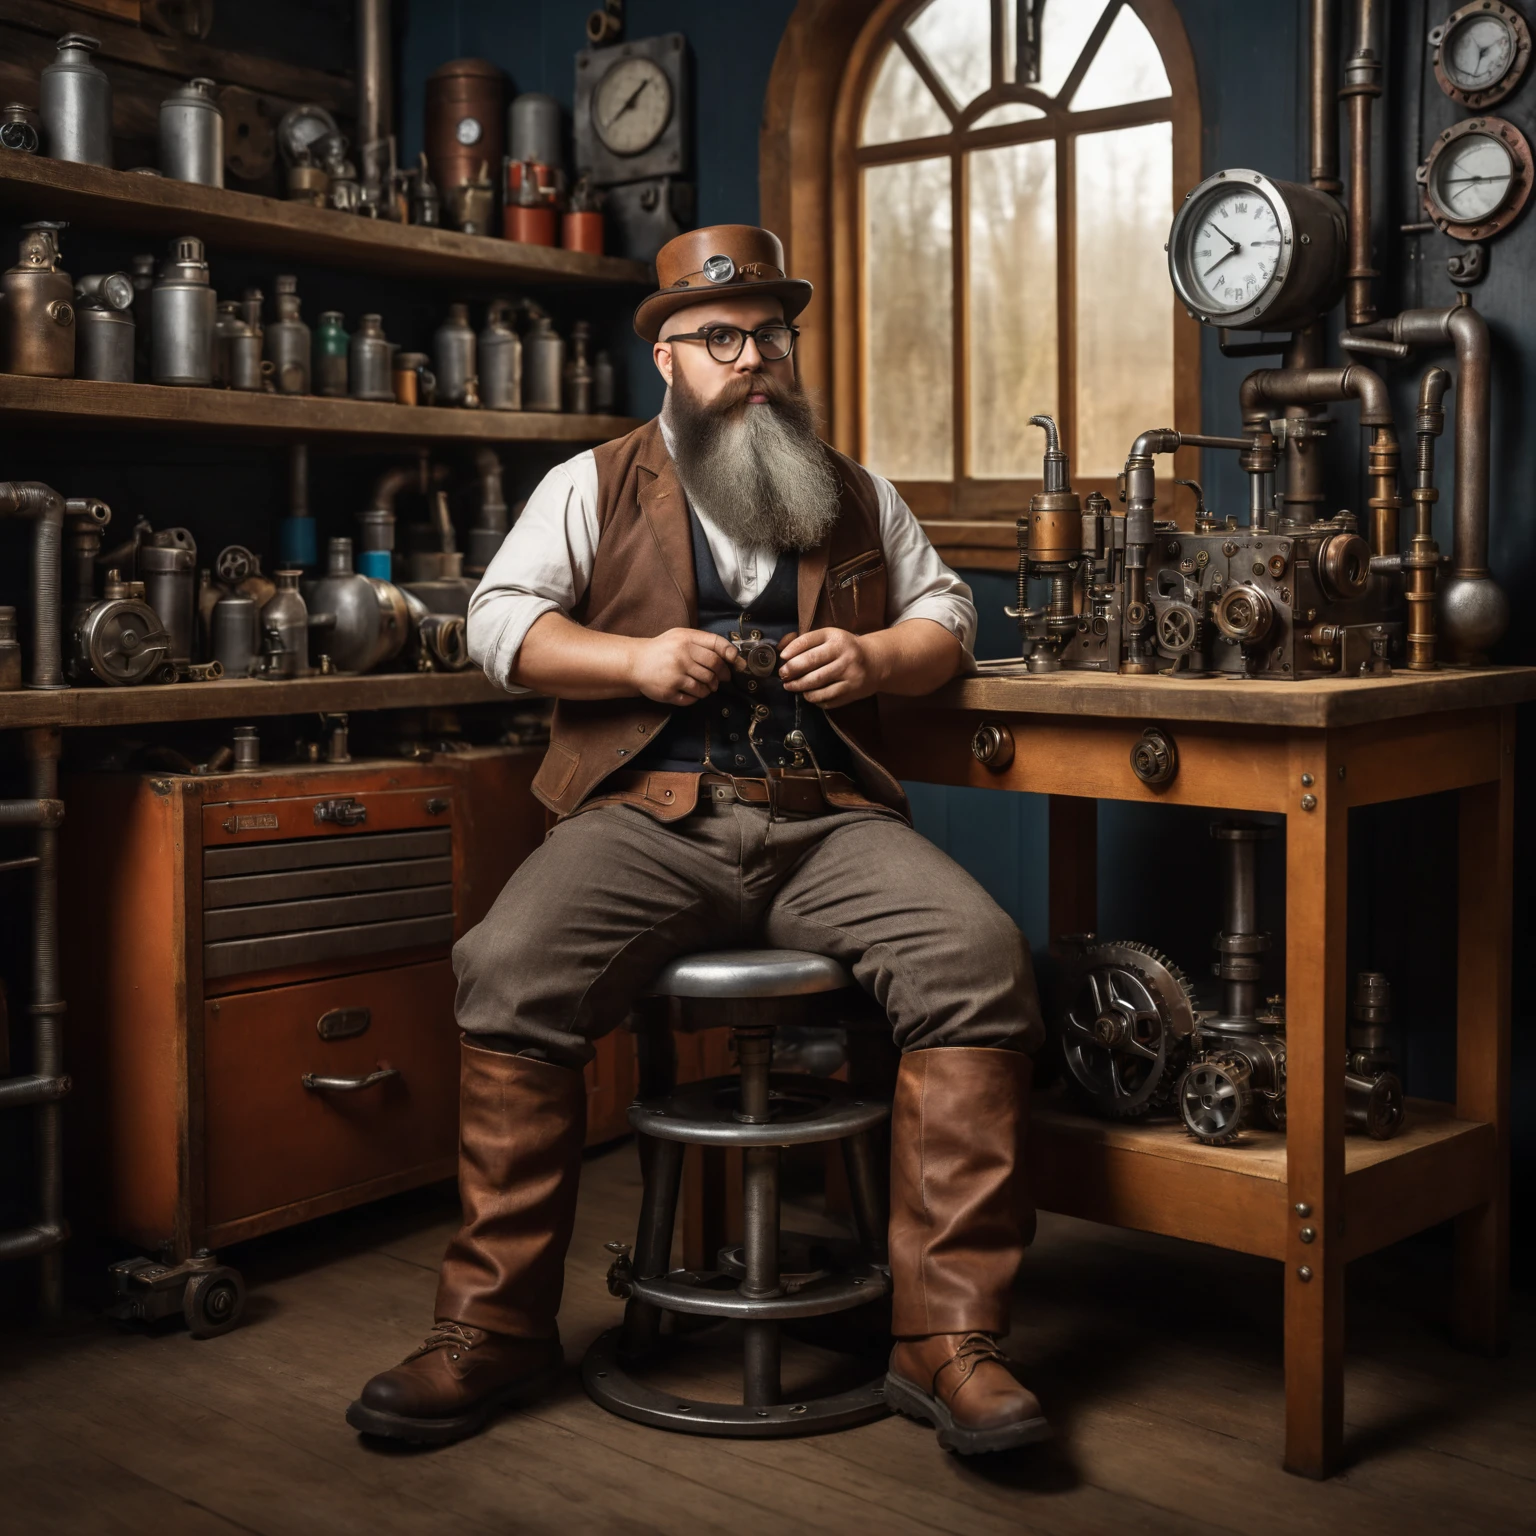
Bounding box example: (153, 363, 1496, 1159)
(663, 322, 799, 364)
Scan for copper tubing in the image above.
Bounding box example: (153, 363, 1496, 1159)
(1398, 367, 1449, 669)
(1310, 0, 1341, 192)
(1341, 0, 1383, 326)
(1340, 301, 1505, 661)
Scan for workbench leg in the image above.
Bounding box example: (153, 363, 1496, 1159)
(1283, 743, 1348, 1478)
(1452, 711, 1514, 1356)
(1047, 795, 1097, 941)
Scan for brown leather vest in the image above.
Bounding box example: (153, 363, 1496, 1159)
(529, 418, 909, 822)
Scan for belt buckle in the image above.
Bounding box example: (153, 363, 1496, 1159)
(711, 782, 735, 803)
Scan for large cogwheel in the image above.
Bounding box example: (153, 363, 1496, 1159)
(1054, 940, 1199, 1119)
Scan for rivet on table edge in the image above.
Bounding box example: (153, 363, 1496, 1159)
(1300, 793, 1318, 811)
(1297, 1266, 1313, 1281)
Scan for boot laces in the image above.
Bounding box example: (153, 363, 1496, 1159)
(409, 1321, 482, 1361)
(934, 1332, 1009, 1396)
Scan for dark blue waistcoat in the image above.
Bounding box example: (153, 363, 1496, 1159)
(633, 508, 856, 777)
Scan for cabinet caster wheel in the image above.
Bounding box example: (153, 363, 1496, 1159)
(183, 1266, 246, 1338)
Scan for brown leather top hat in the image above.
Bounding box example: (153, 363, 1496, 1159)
(633, 224, 813, 342)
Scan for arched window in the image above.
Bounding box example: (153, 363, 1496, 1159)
(764, 0, 1201, 558)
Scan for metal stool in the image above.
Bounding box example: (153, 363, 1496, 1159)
(582, 949, 892, 1437)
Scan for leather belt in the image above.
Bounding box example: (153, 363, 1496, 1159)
(698, 771, 859, 809)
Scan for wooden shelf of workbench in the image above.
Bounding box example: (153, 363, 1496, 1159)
(0, 374, 641, 445)
(0, 668, 513, 730)
(1030, 1097, 1493, 1263)
(0, 154, 653, 288)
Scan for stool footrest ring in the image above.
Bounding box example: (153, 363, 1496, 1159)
(629, 1262, 890, 1320)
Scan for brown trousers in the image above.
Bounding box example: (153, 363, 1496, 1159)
(452, 798, 1044, 1066)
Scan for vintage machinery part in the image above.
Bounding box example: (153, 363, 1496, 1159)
(1154, 599, 1199, 656)
(260, 570, 309, 678)
(302, 537, 410, 673)
(350, 314, 395, 401)
(434, 303, 477, 407)
(1431, 2, 1532, 107)
(138, 527, 197, 666)
(425, 58, 505, 218)
(357, 0, 393, 203)
(1214, 583, 1276, 646)
(70, 566, 171, 686)
(1179, 1052, 1256, 1145)
(0, 607, 20, 691)
(1013, 415, 1082, 673)
(1416, 116, 1534, 242)
(211, 589, 260, 677)
(40, 32, 111, 167)
(0, 483, 110, 689)
(1341, 0, 1383, 326)
(510, 91, 563, 171)
(1167, 169, 1347, 331)
(1340, 300, 1503, 662)
(970, 721, 1014, 772)
(565, 322, 595, 415)
(0, 728, 69, 1315)
(1055, 939, 1199, 1119)
(73, 271, 135, 383)
(468, 447, 510, 575)
(1316, 531, 1371, 600)
(160, 77, 223, 187)
(480, 301, 522, 411)
(3, 222, 75, 379)
(401, 587, 471, 672)
(267, 276, 310, 394)
(1207, 821, 1275, 1031)
(1344, 1069, 1406, 1139)
(232, 724, 261, 773)
(280, 443, 317, 570)
(277, 102, 341, 168)
(216, 85, 276, 181)
(1, 102, 41, 155)
(1129, 726, 1178, 786)
(152, 236, 216, 386)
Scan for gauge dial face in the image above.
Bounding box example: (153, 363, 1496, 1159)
(1179, 188, 1283, 315)
(592, 57, 672, 155)
(1443, 13, 1517, 88)
(1429, 131, 1516, 221)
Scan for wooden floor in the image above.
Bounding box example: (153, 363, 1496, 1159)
(3, 1141, 1533, 1536)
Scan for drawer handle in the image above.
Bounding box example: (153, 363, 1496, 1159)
(314, 797, 367, 827)
(301, 1066, 399, 1092)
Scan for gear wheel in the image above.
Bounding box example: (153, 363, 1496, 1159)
(1178, 1051, 1254, 1145)
(1055, 940, 1198, 1119)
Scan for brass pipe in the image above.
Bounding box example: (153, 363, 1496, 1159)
(1341, 0, 1383, 326)
(1310, 0, 1341, 192)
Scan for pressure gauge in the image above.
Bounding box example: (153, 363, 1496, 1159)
(1431, 2, 1531, 108)
(592, 56, 673, 156)
(1418, 115, 1534, 238)
(1167, 169, 1347, 331)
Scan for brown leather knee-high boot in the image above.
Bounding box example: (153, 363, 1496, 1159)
(348, 1038, 587, 1445)
(884, 1046, 1050, 1454)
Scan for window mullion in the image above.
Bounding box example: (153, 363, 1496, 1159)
(952, 144, 967, 501)
(1058, 130, 1075, 470)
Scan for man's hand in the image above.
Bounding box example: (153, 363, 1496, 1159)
(627, 627, 739, 706)
(778, 628, 883, 706)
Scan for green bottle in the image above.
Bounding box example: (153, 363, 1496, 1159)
(314, 310, 349, 397)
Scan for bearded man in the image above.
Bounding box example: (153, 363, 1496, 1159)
(349, 226, 1048, 1455)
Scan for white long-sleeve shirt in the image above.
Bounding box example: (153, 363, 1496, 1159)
(467, 441, 977, 689)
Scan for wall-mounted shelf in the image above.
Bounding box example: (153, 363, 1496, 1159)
(0, 156, 654, 288)
(0, 375, 640, 446)
(0, 670, 513, 731)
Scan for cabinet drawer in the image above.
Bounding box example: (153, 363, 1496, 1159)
(203, 786, 453, 846)
(203, 961, 459, 1227)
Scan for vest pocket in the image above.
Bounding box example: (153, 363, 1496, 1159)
(532, 741, 581, 802)
(828, 549, 887, 627)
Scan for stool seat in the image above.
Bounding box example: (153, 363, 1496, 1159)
(647, 948, 852, 999)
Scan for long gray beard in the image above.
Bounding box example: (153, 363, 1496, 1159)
(664, 375, 842, 553)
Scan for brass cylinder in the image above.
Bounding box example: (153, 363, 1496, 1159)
(1366, 424, 1400, 557)
(1027, 491, 1081, 566)
(424, 59, 505, 205)
(3, 224, 74, 378)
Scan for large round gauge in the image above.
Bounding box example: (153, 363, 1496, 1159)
(1418, 115, 1534, 238)
(1167, 169, 1347, 331)
(1431, 2, 1531, 108)
(592, 55, 673, 156)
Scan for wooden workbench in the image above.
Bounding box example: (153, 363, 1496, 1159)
(876, 664, 1535, 1478)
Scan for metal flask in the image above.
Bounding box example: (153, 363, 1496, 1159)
(433, 302, 476, 406)
(349, 313, 395, 401)
(152, 236, 215, 386)
(508, 92, 562, 174)
(302, 537, 409, 673)
(40, 33, 112, 167)
(259, 569, 309, 677)
(138, 527, 198, 666)
(74, 271, 135, 382)
(314, 310, 349, 397)
(160, 78, 224, 188)
(267, 275, 310, 393)
(523, 315, 564, 413)
(211, 589, 260, 677)
(2, 222, 75, 378)
(479, 300, 521, 410)
(563, 319, 593, 415)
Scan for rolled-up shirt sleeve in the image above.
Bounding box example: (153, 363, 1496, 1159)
(874, 472, 978, 656)
(466, 451, 601, 690)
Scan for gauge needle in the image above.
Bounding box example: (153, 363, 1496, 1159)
(1211, 222, 1243, 253)
(1202, 249, 1238, 278)
(602, 77, 651, 130)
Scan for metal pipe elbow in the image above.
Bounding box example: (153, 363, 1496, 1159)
(1417, 365, 1451, 420)
(1128, 428, 1181, 461)
(368, 465, 417, 515)
(0, 481, 64, 522)
(1340, 365, 1394, 427)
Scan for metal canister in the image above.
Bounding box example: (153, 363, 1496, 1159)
(151, 236, 215, 386)
(479, 301, 521, 411)
(433, 302, 476, 406)
(2, 222, 74, 377)
(139, 528, 197, 665)
(509, 92, 561, 171)
(1, 103, 41, 155)
(424, 59, 504, 216)
(350, 313, 394, 401)
(40, 33, 112, 167)
(523, 315, 564, 413)
(392, 350, 429, 406)
(160, 78, 224, 187)
(267, 274, 310, 393)
(563, 320, 594, 415)
(593, 349, 615, 413)
(212, 300, 241, 387)
(0, 606, 20, 691)
(211, 590, 259, 677)
(260, 569, 309, 677)
(74, 271, 134, 382)
(228, 314, 265, 390)
(314, 310, 348, 397)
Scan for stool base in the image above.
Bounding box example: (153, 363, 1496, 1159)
(583, 1326, 890, 1438)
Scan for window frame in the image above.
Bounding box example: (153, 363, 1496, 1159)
(764, 0, 1202, 565)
